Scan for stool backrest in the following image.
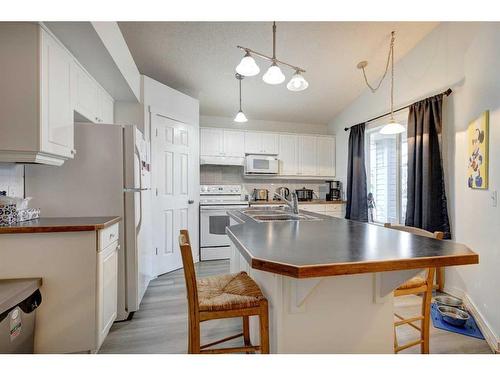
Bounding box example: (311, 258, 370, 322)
(179, 230, 199, 318)
(384, 223, 444, 240)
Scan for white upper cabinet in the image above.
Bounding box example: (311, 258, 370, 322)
(298, 136, 318, 176)
(40, 28, 74, 159)
(0, 23, 114, 165)
(279, 134, 298, 175)
(223, 130, 245, 157)
(200, 128, 245, 158)
(244, 132, 279, 154)
(74, 62, 114, 124)
(317, 137, 336, 177)
(200, 128, 223, 156)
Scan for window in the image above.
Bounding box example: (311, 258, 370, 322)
(365, 112, 408, 224)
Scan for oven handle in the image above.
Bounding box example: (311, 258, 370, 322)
(200, 206, 248, 212)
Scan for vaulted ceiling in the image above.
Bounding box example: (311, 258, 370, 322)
(119, 22, 438, 124)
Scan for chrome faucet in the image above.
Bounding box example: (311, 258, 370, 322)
(274, 191, 299, 215)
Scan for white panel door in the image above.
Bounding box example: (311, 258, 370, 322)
(153, 115, 197, 275)
(223, 130, 245, 157)
(298, 136, 318, 176)
(200, 128, 223, 156)
(244, 131, 262, 154)
(279, 134, 298, 175)
(317, 137, 336, 177)
(262, 133, 279, 154)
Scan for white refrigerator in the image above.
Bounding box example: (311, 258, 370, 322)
(26, 122, 153, 321)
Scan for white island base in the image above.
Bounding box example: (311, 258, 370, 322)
(230, 243, 423, 354)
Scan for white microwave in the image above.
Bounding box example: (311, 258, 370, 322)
(244, 154, 279, 175)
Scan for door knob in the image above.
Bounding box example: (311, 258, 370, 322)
(188, 199, 195, 204)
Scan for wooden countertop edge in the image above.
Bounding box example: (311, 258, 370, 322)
(0, 216, 122, 234)
(250, 253, 479, 278)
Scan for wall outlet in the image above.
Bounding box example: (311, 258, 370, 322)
(491, 190, 497, 207)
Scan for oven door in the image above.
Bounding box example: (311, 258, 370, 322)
(200, 206, 241, 248)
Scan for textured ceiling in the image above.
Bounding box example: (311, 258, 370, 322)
(119, 22, 438, 124)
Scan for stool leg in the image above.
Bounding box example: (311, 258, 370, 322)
(189, 320, 201, 354)
(259, 300, 270, 354)
(421, 269, 435, 354)
(243, 316, 251, 346)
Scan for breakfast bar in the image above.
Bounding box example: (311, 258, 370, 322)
(226, 209, 478, 353)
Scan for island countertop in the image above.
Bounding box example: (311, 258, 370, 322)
(0, 216, 121, 234)
(226, 210, 478, 278)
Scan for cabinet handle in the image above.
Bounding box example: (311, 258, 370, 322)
(70, 149, 76, 155)
(188, 199, 195, 204)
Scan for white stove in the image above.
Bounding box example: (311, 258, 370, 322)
(199, 185, 248, 260)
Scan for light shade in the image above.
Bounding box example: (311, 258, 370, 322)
(234, 110, 248, 123)
(287, 71, 309, 91)
(236, 53, 260, 77)
(380, 119, 405, 134)
(262, 62, 285, 85)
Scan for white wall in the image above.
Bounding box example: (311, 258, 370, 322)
(201, 115, 329, 134)
(328, 22, 500, 348)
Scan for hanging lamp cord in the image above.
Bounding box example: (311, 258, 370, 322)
(272, 21, 277, 61)
(361, 31, 395, 94)
(239, 77, 242, 111)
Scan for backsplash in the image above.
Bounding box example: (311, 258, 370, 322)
(0, 164, 24, 197)
(200, 165, 333, 200)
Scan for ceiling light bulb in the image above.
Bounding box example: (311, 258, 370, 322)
(236, 52, 260, 77)
(234, 110, 248, 123)
(380, 118, 405, 134)
(287, 71, 309, 91)
(263, 62, 285, 85)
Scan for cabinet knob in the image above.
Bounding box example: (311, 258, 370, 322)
(188, 199, 195, 204)
(70, 149, 76, 155)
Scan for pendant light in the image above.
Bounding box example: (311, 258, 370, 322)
(236, 51, 260, 77)
(287, 70, 309, 91)
(357, 31, 405, 135)
(235, 22, 307, 90)
(234, 74, 248, 123)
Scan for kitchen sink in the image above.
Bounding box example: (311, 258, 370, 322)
(241, 208, 321, 222)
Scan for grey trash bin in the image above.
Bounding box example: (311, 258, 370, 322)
(0, 278, 42, 354)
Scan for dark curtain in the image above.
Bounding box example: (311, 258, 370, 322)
(405, 93, 451, 238)
(345, 123, 368, 222)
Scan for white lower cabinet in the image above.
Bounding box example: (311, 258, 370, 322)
(0, 222, 121, 353)
(97, 240, 119, 349)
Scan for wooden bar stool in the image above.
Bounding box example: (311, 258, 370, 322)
(178, 229, 270, 354)
(384, 223, 444, 354)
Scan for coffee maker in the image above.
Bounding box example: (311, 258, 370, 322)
(325, 180, 341, 201)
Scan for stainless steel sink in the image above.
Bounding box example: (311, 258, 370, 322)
(241, 207, 321, 222)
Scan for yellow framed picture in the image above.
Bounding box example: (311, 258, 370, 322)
(467, 111, 489, 189)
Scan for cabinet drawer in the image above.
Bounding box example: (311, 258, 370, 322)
(99, 223, 119, 251)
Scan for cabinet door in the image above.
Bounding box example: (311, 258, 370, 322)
(40, 30, 74, 158)
(99, 89, 114, 124)
(317, 137, 336, 177)
(298, 136, 318, 176)
(279, 134, 298, 175)
(223, 130, 245, 157)
(97, 241, 118, 348)
(200, 128, 223, 156)
(244, 131, 262, 154)
(262, 133, 279, 154)
(74, 63, 100, 123)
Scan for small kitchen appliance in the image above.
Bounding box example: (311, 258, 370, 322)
(326, 180, 341, 201)
(200, 185, 248, 261)
(295, 187, 314, 202)
(244, 154, 279, 175)
(275, 187, 290, 200)
(252, 188, 269, 201)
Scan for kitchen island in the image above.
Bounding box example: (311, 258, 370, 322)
(226, 209, 478, 353)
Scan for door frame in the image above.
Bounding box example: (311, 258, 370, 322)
(150, 107, 200, 278)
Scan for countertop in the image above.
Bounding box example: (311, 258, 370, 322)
(226, 210, 478, 278)
(249, 199, 346, 205)
(0, 216, 121, 234)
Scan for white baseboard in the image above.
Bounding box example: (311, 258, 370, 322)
(443, 286, 499, 353)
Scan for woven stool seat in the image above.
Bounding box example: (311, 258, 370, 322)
(397, 276, 426, 290)
(198, 272, 265, 312)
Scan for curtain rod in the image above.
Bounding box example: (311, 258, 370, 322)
(343, 88, 452, 131)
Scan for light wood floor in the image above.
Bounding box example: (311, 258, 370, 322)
(99, 260, 492, 354)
